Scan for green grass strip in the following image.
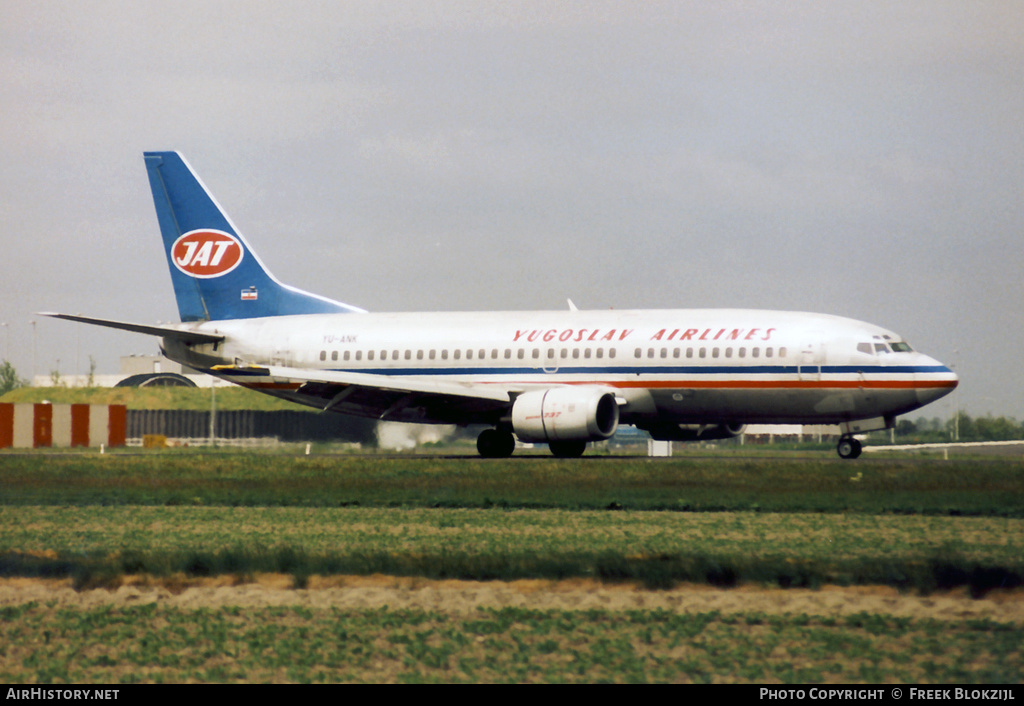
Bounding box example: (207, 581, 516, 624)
(2, 604, 1022, 683)
(3, 546, 1021, 596)
(2, 453, 1023, 516)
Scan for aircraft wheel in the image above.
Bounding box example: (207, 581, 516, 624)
(477, 428, 515, 458)
(837, 437, 862, 460)
(549, 440, 587, 458)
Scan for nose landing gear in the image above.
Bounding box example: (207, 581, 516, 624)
(837, 436, 863, 460)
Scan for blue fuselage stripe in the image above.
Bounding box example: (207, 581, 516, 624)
(316, 364, 952, 377)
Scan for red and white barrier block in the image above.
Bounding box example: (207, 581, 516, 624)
(0, 404, 126, 449)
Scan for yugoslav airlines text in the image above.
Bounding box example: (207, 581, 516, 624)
(511, 327, 777, 343)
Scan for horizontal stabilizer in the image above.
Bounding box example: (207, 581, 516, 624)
(38, 312, 224, 344)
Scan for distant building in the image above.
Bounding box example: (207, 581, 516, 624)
(119, 354, 190, 376)
(33, 354, 229, 388)
(743, 425, 843, 441)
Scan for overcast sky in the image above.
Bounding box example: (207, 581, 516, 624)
(2, 1, 1022, 421)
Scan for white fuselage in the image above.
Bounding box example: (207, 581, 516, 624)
(164, 307, 957, 429)
(52, 151, 959, 458)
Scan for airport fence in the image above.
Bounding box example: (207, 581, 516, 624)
(126, 409, 377, 445)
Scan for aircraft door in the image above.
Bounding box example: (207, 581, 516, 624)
(272, 348, 293, 367)
(798, 335, 823, 381)
(542, 347, 559, 374)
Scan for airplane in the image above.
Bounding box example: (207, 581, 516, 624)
(43, 151, 959, 459)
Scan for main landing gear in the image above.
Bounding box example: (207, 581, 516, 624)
(477, 428, 516, 458)
(836, 436, 863, 460)
(476, 428, 588, 458)
(547, 440, 587, 458)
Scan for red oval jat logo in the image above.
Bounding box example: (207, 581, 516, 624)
(171, 229, 244, 278)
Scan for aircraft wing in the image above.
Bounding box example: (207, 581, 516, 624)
(219, 364, 513, 424)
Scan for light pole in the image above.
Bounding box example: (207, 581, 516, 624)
(30, 320, 36, 384)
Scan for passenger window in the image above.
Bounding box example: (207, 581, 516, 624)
(779, 347, 787, 358)
(344, 351, 351, 361)
(725, 348, 733, 358)
(634, 348, 642, 358)
(596, 348, 603, 359)
(319, 351, 326, 361)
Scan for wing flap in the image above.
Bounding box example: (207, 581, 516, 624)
(260, 366, 507, 405)
(210, 364, 512, 423)
(261, 365, 512, 404)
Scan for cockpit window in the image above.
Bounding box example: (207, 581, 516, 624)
(860, 338, 911, 355)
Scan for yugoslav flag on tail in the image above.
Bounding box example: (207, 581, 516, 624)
(144, 151, 364, 321)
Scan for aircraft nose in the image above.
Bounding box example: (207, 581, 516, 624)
(916, 356, 958, 406)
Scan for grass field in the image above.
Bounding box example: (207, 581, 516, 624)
(2, 450, 1022, 683)
(2, 505, 1022, 594)
(2, 603, 1019, 683)
(3, 451, 1022, 515)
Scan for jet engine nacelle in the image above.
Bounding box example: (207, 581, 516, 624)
(642, 422, 747, 442)
(511, 387, 620, 443)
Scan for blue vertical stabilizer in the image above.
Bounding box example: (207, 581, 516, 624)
(144, 151, 363, 322)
